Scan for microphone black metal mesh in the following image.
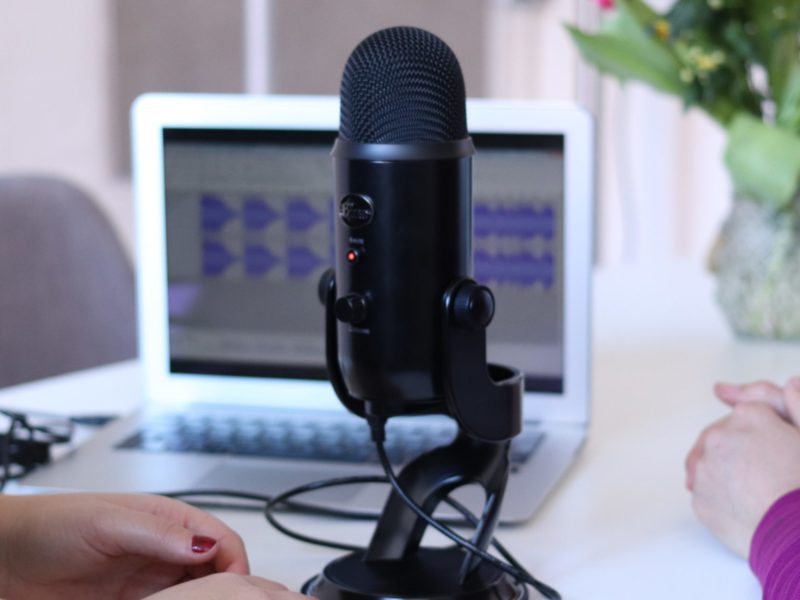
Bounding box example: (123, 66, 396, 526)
(339, 27, 468, 144)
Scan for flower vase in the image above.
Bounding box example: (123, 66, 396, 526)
(710, 196, 800, 339)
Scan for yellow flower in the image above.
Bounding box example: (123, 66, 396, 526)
(654, 19, 671, 41)
(695, 50, 725, 72)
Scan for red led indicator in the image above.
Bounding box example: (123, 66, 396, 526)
(347, 250, 358, 263)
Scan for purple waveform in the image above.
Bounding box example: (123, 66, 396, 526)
(201, 194, 237, 231)
(287, 246, 324, 278)
(202, 240, 237, 276)
(242, 196, 280, 230)
(287, 197, 324, 232)
(474, 203, 555, 239)
(474, 250, 555, 288)
(244, 244, 280, 276)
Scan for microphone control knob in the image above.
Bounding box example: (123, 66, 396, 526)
(335, 293, 369, 325)
(453, 283, 495, 330)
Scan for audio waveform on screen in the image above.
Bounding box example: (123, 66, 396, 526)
(243, 244, 280, 276)
(474, 249, 555, 289)
(202, 240, 237, 275)
(201, 194, 238, 231)
(286, 198, 326, 232)
(242, 197, 280, 230)
(201, 194, 330, 278)
(287, 246, 326, 278)
(473, 202, 555, 239)
(199, 194, 557, 289)
(202, 243, 330, 279)
(201, 195, 329, 234)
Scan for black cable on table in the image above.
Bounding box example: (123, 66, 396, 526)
(369, 422, 561, 600)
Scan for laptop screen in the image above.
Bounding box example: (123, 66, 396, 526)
(162, 128, 564, 394)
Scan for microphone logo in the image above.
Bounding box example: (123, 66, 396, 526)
(338, 194, 374, 228)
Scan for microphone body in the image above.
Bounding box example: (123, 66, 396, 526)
(332, 139, 473, 413)
(330, 25, 475, 416)
(308, 26, 534, 600)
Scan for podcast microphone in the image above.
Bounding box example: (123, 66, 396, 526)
(309, 26, 548, 600)
(328, 26, 475, 418)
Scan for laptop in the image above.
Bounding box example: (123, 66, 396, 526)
(22, 93, 593, 523)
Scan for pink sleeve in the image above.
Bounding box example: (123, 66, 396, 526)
(750, 488, 800, 599)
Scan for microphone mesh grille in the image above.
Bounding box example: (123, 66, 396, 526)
(339, 27, 467, 144)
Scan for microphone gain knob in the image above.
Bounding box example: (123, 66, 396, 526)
(453, 282, 495, 330)
(335, 293, 369, 325)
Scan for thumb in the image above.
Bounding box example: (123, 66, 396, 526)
(97, 508, 219, 566)
(784, 377, 800, 427)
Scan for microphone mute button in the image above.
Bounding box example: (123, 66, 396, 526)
(335, 293, 369, 325)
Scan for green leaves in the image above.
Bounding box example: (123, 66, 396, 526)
(777, 65, 800, 133)
(567, 1, 684, 96)
(724, 113, 800, 210)
(568, 0, 800, 206)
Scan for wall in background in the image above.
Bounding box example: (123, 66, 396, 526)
(485, 0, 583, 100)
(595, 80, 731, 266)
(0, 0, 134, 254)
(0, 0, 494, 260)
(267, 0, 487, 96)
(114, 0, 245, 173)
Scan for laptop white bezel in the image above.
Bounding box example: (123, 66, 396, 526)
(132, 93, 592, 425)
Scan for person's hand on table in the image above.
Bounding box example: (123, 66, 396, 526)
(686, 377, 800, 557)
(714, 377, 800, 424)
(143, 573, 312, 600)
(0, 493, 253, 599)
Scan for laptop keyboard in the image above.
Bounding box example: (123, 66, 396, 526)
(117, 413, 544, 467)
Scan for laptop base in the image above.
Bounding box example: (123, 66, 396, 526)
(18, 407, 585, 524)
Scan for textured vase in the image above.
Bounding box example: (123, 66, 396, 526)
(710, 196, 800, 339)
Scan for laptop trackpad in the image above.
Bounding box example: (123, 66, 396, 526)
(196, 462, 360, 504)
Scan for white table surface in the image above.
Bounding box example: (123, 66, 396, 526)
(3, 260, 800, 599)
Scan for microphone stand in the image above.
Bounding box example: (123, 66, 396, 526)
(306, 272, 527, 600)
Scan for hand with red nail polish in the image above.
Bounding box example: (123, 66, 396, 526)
(0, 493, 256, 599)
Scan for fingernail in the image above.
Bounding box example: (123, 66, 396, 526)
(789, 377, 800, 391)
(191, 535, 217, 553)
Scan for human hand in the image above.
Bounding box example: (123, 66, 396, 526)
(143, 573, 311, 600)
(686, 403, 800, 557)
(0, 493, 248, 600)
(714, 377, 800, 424)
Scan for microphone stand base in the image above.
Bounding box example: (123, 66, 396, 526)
(302, 547, 528, 600)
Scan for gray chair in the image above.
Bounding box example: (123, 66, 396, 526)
(0, 176, 136, 389)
